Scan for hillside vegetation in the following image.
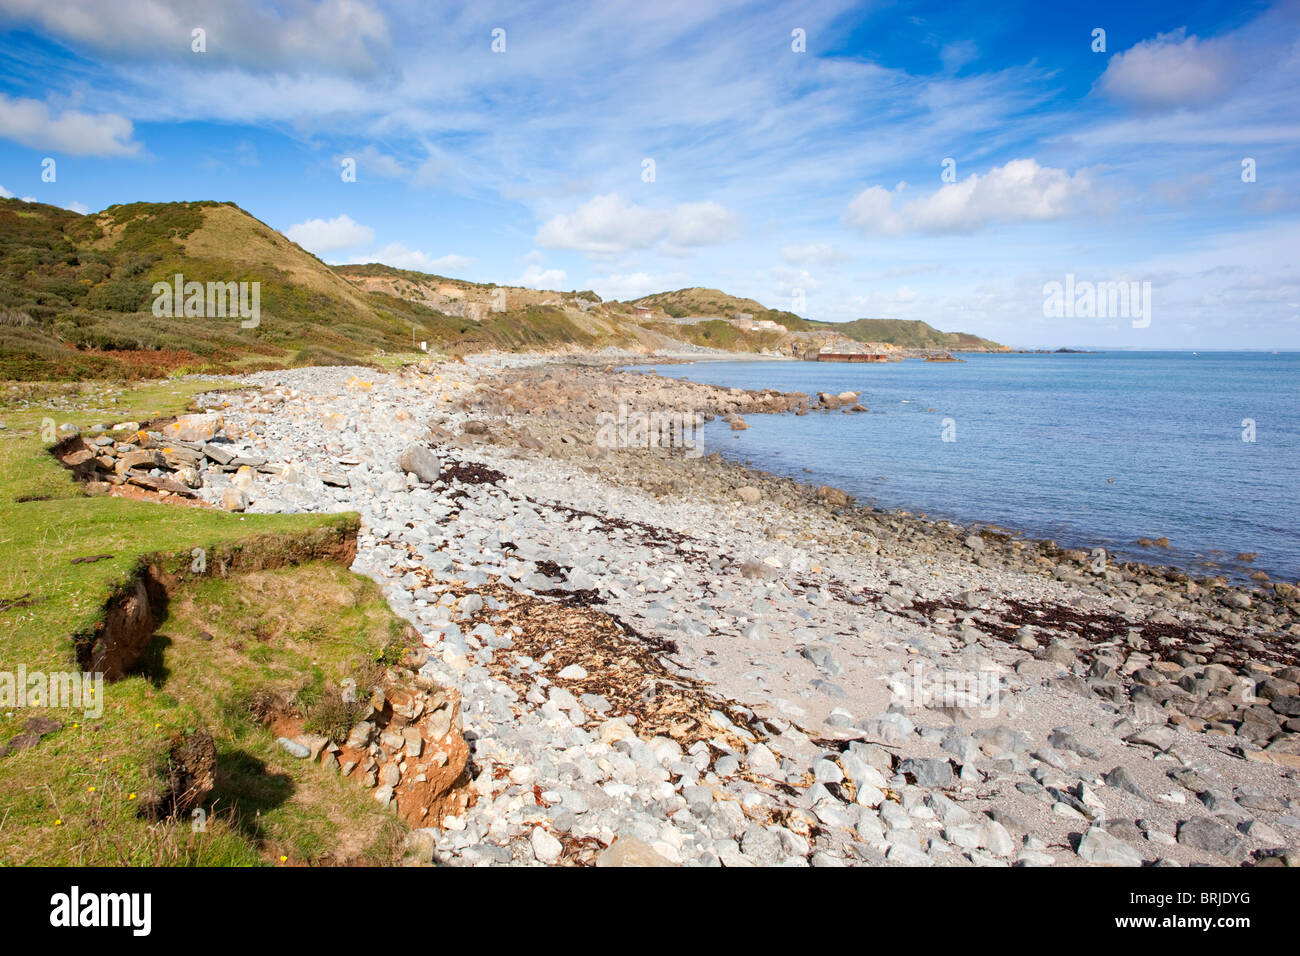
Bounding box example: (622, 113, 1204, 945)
(830, 318, 1007, 351)
(0, 198, 1003, 381)
(631, 287, 1006, 350)
(631, 287, 812, 330)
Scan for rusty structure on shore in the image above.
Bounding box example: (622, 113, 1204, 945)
(802, 349, 889, 362)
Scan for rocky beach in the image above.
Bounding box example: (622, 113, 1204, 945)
(68, 355, 1300, 867)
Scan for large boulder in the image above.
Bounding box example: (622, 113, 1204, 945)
(397, 444, 441, 483)
(161, 413, 224, 443)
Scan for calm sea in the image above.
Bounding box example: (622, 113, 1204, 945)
(640, 352, 1300, 583)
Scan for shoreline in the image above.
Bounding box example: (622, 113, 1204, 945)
(687, 433, 1286, 588)
(160, 356, 1300, 867)
(619, 354, 1297, 587)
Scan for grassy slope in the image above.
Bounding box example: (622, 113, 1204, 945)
(0, 199, 458, 380)
(829, 318, 1008, 351)
(632, 287, 1007, 349)
(0, 379, 410, 865)
(631, 287, 812, 330)
(0, 200, 645, 380)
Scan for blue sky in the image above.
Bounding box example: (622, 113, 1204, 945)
(0, 0, 1297, 348)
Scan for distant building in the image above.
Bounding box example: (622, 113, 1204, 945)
(814, 344, 887, 363)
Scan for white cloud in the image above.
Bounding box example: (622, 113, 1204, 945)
(770, 265, 822, 296)
(666, 201, 740, 246)
(536, 193, 739, 256)
(63, 200, 90, 214)
(285, 214, 375, 253)
(845, 159, 1091, 235)
(1097, 29, 1241, 112)
(0, 94, 139, 156)
(536, 194, 667, 256)
(844, 184, 906, 235)
(352, 242, 472, 274)
(780, 242, 844, 266)
(0, 0, 393, 76)
(518, 264, 568, 289)
(0, 184, 10, 198)
(585, 271, 681, 300)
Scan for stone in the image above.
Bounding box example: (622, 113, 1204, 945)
(220, 487, 249, 512)
(1048, 729, 1100, 760)
(201, 442, 234, 465)
(1104, 765, 1146, 800)
(812, 758, 844, 784)
(816, 485, 848, 506)
(740, 824, 784, 865)
(1176, 817, 1245, 859)
(745, 742, 780, 776)
(161, 413, 223, 443)
(276, 737, 310, 759)
(1076, 826, 1142, 866)
(1125, 725, 1176, 751)
(599, 718, 635, 746)
(404, 828, 438, 863)
(596, 836, 676, 867)
(801, 643, 843, 677)
(531, 826, 563, 864)
(898, 757, 955, 788)
(980, 820, 1016, 857)
(397, 444, 441, 483)
(886, 843, 932, 865)
(924, 793, 972, 826)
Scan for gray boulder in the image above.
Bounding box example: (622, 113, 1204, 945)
(397, 444, 441, 483)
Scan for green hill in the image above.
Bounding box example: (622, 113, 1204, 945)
(631, 287, 1005, 350)
(832, 318, 1008, 351)
(630, 287, 813, 329)
(0, 200, 1004, 381)
(0, 199, 641, 380)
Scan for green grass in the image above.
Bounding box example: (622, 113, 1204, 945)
(0, 377, 414, 865)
